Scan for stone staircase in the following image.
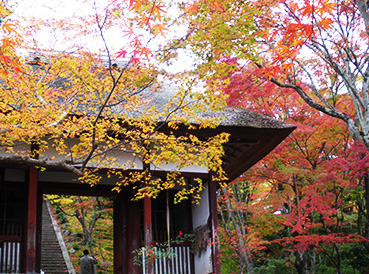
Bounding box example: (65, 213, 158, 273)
(41, 201, 75, 274)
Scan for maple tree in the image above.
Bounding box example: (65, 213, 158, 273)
(0, 1, 229, 200)
(0, 3, 21, 74)
(149, 0, 369, 272)
(48, 195, 112, 252)
(174, 0, 369, 143)
(216, 64, 369, 273)
(162, 0, 369, 149)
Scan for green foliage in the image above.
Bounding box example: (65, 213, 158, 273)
(72, 243, 81, 251)
(57, 212, 68, 224)
(315, 265, 337, 274)
(253, 259, 292, 274)
(315, 263, 358, 274)
(220, 242, 239, 274)
(75, 232, 84, 240)
(341, 244, 369, 274)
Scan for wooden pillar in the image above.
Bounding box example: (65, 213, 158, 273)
(114, 194, 127, 274)
(36, 183, 43, 272)
(25, 167, 38, 273)
(127, 200, 140, 274)
(208, 178, 221, 274)
(114, 193, 141, 274)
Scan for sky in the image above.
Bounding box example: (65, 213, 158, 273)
(10, 0, 194, 73)
(12, 0, 105, 19)
(12, 0, 117, 52)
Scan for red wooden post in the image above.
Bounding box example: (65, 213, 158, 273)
(25, 167, 38, 273)
(114, 193, 141, 274)
(208, 178, 221, 274)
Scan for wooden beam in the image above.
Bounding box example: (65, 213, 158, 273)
(25, 167, 38, 273)
(208, 176, 221, 274)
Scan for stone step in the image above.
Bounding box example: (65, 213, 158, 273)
(41, 201, 71, 274)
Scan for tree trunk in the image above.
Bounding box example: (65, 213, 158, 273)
(219, 184, 254, 273)
(333, 244, 342, 274)
(294, 251, 308, 274)
(364, 174, 369, 239)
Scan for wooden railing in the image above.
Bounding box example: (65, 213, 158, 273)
(154, 245, 192, 274)
(0, 224, 22, 273)
(0, 241, 21, 273)
(142, 244, 193, 274)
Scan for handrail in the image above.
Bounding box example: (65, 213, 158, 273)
(0, 241, 21, 273)
(141, 244, 193, 274)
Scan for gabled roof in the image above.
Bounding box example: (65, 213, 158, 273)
(75, 82, 295, 181)
(143, 84, 295, 181)
(26, 59, 295, 181)
(157, 108, 295, 182)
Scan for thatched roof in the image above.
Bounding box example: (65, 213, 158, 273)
(74, 82, 296, 181)
(143, 84, 296, 181)
(26, 58, 295, 181)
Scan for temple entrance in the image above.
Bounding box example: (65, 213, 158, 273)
(39, 188, 195, 274)
(0, 168, 201, 274)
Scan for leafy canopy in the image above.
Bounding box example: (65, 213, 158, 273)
(0, 1, 229, 200)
